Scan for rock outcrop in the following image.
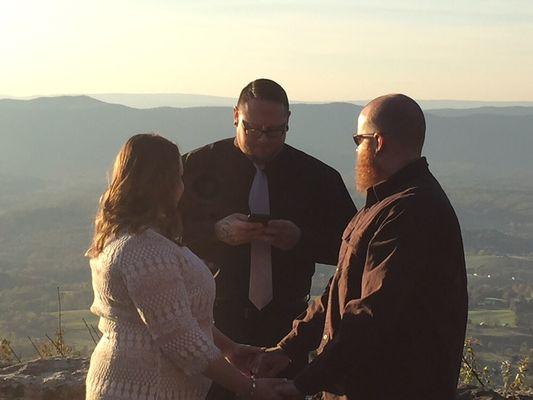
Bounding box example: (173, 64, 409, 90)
(0, 357, 88, 400)
(1, 358, 532, 400)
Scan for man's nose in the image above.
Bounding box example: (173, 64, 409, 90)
(257, 132, 270, 143)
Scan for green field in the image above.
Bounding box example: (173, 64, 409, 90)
(466, 254, 533, 274)
(468, 309, 517, 327)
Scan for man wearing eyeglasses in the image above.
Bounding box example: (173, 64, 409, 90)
(179, 78, 356, 399)
(258, 94, 468, 400)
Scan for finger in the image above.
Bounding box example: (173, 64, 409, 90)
(248, 227, 268, 235)
(267, 219, 292, 227)
(233, 213, 251, 221)
(266, 220, 283, 228)
(258, 234, 275, 243)
(247, 225, 267, 234)
(233, 229, 265, 242)
(234, 220, 264, 230)
(263, 226, 280, 235)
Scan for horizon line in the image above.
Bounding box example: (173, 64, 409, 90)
(2, 93, 533, 104)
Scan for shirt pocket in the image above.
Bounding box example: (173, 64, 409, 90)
(338, 228, 363, 272)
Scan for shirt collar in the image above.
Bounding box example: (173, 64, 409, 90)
(232, 137, 288, 170)
(365, 157, 429, 207)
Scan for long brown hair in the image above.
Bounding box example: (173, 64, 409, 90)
(86, 133, 183, 258)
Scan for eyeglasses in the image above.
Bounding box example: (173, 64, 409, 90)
(352, 133, 376, 147)
(241, 120, 288, 139)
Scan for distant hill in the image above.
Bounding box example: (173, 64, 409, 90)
(407, 100, 533, 110)
(1, 96, 533, 185)
(92, 93, 237, 108)
(3, 93, 533, 110)
(0, 96, 359, 181)
(426, 107, 533, 117)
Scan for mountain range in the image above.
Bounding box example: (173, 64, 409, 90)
(3, 93, 533, 110)
(1, 95, 533, 186)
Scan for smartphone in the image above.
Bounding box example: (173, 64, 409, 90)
(247, 213, 271, 225)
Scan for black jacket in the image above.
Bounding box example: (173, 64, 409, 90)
(180, 138, 357, 305)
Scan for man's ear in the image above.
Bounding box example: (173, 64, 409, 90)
(233, 106, 239, 127)
(375, 133, 385, 153)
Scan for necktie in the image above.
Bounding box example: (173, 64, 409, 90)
(248, 164, 273, 310)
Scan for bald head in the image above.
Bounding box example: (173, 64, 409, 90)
(360, 94, 425, 155)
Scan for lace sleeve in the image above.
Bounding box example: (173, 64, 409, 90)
(121, 245, 221, 375)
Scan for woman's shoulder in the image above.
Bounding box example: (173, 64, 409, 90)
(117, 228, 180, 263)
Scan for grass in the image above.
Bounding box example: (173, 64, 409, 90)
(48, 309, 99, 354)
(466, 254, 504, 267)
(469, 309, 517, 327)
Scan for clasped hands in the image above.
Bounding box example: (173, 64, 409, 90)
(215, 213, 301, 250)
(227, 344, 302, 400)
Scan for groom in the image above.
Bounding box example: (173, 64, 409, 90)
(257, 94, 468, 400)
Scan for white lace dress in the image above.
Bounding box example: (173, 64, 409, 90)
(86, 229, 221, 400)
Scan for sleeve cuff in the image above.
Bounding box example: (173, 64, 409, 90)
(277, 333, 307, 362)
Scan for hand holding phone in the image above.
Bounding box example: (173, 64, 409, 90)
(247, 213, 271, 225)
(214, 213, 266, 246)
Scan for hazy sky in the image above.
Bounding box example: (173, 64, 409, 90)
(2, 0, 532, 101)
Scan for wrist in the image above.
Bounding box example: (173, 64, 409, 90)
(237, 375, 256, 399)
(224, 341, 238, 358)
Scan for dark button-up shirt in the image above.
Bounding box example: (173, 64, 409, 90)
(279, 157, 468, 400)
(179, 138, 356, 305)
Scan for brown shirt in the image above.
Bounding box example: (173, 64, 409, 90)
(279, 157, 468, 400)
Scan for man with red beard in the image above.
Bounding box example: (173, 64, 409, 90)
(257, 94, 468, 400)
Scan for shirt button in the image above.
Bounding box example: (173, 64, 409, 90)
(323, 334, 328, 340)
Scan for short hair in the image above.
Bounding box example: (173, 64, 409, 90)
(237, 78, 289, 113)
(364, 94, 426, 155)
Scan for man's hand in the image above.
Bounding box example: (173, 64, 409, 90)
(225, 343, 265, 376)
(252, 346, 292, 378)
(215, 213, 265, 246)
(252, 378, 286, 400)
(261, 220, 301, 250)
(275, 379, 303, 400)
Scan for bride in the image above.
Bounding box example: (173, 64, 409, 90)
(85, 133, 284, 400)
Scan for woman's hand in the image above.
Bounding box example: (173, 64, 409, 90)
(251, 346, 291, 378)
(225, 343, 265, 376)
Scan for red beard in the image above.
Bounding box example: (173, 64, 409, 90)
(356, 144, 383, 193)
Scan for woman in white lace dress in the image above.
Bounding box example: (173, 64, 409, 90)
(85, 134, 283, 400)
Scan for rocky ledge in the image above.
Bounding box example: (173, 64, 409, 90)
(0, 358, 88, 400)
(1, 358, 531, 400)
(457, 385, 533, 400)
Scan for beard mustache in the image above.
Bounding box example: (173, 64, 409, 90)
(356, 145, 383, 193)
